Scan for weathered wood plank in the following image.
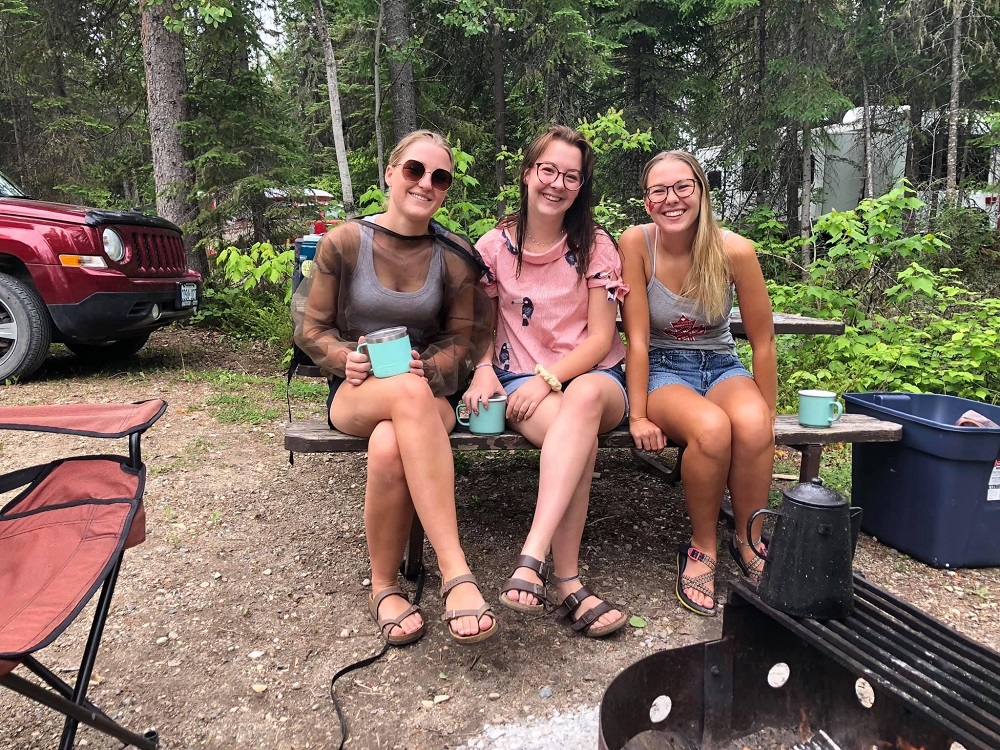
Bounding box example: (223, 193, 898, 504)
(284, 413, 900, 453)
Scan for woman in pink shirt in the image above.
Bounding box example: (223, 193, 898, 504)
(462, 125, 628, 638)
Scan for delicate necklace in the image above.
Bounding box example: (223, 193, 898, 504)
(376, 236, 427, 272)
(524, 229, 566, 246)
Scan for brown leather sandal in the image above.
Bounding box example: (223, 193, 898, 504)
(553, 582, 627, 638)
(499, 554, 550, 614)
(676, 543, 718, 617)
(440, 573, 498, 644)
(368, 586, 425, 646)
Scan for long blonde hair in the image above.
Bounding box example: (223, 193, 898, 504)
(641, 151, 731, 320)
(388, 130, 455, 170)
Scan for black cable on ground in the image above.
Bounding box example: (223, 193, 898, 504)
(329, 566, 426, 749)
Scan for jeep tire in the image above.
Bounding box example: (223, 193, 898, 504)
(65, 332, 152, 362)
(0, 273, 52, 382)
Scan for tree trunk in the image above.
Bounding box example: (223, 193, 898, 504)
(755, 0, 767, 207)
(374, 0, 386, 189)
(903, 105, 921, 234)
(1, 45, 28, 186)
(800, 125, 813, 278)
(384, 0, 416, 140)
(946, 0, 964, 205)
(139, 0, 205, 276)
(784, 123, 800, 237)
(862, 77, 874, 200)
(492, 21, 506, 195)
(311, 0, 356, 218)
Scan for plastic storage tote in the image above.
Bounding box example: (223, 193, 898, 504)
(845, 392, 1000, 568)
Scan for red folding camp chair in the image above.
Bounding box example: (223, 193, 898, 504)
(0, 400, 167, 750)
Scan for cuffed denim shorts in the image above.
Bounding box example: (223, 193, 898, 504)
(493, 362, 628, 406)
(647, 348, 751, 397)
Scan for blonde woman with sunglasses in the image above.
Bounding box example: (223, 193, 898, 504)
(462, 125, 629, 638)
(294, 130, 496, 645)
(619, 150, 776, 618)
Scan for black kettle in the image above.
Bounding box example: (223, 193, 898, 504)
(747, 478, 862, 620)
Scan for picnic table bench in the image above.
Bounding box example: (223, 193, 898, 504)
(285, 413, 901, 578)
(284, 310, 902, 577)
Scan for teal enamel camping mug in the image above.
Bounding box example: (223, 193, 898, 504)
(357, 327, 412, 378)
(798, 389, 844, 428)
(456, 394, 507, 435)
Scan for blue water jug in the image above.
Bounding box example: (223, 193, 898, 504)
(298, 233, 322, 261)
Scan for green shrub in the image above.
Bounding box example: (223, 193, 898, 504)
(192, 241, 294, 351)
(756, 186, 1000, 408)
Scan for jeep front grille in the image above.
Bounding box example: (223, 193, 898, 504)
(125, 229, 187, 275)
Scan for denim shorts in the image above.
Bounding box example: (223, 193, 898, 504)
(493, 362, 628, 406)
(647, 349, 751, 397)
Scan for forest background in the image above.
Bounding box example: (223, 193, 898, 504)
(1, 0, 998, 408)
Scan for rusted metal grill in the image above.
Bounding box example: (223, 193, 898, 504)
(599, 577, 1000, 750)
(125, 229, 187, 275)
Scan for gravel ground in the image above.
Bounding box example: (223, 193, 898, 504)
(456, 706, 599, 750)
(1, 328, 997, 749)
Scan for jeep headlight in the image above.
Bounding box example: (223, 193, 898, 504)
(102, 228, 125, 262)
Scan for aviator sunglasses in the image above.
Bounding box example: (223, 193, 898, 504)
(397, 159, 453, 191)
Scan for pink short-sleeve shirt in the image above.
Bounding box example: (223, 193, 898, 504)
(476, 226, 627, 374)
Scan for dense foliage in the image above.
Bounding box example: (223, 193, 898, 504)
(1, 0, 997, 403)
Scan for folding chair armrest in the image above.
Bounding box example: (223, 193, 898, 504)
(0, 400, 167, 438)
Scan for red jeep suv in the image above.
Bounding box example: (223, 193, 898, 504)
(0, 171, 202, 381)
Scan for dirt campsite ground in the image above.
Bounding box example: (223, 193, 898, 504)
(2, 327, 998, 749)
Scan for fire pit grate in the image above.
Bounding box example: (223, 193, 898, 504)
(599, 576, 1000, 750)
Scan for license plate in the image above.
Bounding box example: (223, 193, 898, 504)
(178, 282, 198, 308)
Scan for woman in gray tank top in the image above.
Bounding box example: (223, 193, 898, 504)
(293, 131, 496, 646)
(619, 151, 777, 617)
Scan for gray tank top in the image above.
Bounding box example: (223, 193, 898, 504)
(344, 218, 446, 347)
(644, 225, 736, 354)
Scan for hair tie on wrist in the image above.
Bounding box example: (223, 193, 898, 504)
(474, 362, 493, 370)
(534, 364, 562, 392)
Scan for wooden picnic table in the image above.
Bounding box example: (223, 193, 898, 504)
(730, 308, 845, 337)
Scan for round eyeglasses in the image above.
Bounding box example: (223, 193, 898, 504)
(534, 162, 584, 191)
(644, 179, 698, 204)
(397, 159, 453, 191)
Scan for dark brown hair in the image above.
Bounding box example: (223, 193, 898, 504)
(500, 124, 598, 277)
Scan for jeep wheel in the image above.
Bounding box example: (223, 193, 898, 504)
(65, 332, 152, 362)
(0, 273, 52, 382)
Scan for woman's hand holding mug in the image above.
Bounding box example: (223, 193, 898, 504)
(408, 351, 424, 378)
(463, 365, 503, 415)
(345, 336, 373, 385)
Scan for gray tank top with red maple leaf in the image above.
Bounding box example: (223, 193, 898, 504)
(643, 225, 736, 354)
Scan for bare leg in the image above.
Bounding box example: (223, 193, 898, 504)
(707, 376, 774, 569)
(647, 385, 732, 610)
(365, 421, 423, 638)
(332, 375, 492, 637)
(506, 375, 625, 628)
(549, 440, 623, 629)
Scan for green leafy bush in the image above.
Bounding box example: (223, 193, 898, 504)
(192, 241, 294, 350)
(757, 186, 1000, 408)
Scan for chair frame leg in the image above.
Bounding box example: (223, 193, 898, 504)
(0, 553, 158, 750)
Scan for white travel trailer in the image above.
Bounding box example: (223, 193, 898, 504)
(699, 108, 1000, 226)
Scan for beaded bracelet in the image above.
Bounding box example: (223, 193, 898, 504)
(474, 362, 493, 370)
(533, 364, 563, 392)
